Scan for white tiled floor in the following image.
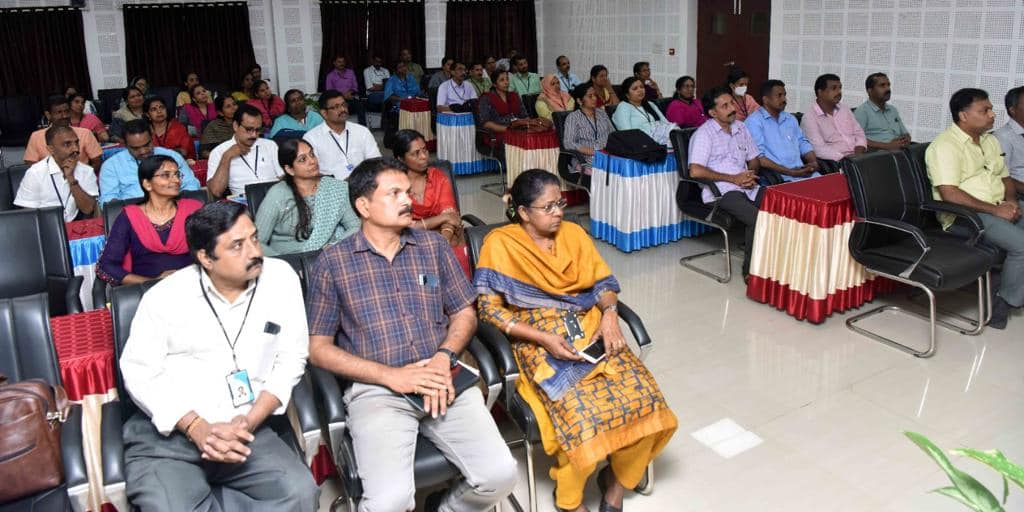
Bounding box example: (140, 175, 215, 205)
(312, 171, 1023, 512)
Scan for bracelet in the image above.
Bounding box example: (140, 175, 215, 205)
(420, 219, 427, 230)
(504, 319, 518, 335)
(184, 416, 203, 440)
(603, 303, 618, 314)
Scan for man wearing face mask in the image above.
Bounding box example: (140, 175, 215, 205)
(800, 73, 866, 163)
(207, 103, 284, 198)
(15, 125, 99, 221)
(854, 72, 911, 151)
(99, 119, 201, 205)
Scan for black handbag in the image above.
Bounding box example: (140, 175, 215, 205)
(605, 129, 667, 164)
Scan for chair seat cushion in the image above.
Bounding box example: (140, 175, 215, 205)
(675, 184, 736, 230)
(413, 435, 460, 487)
(857, 235, 992, 291)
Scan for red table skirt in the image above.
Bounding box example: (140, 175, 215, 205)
(66, 217, 105, 241)
(747, 274, 901, 323)
(193, 159, 208, 186)
(51, 309, 116, 402)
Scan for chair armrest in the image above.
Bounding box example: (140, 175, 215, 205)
(100, 401, 124, 486)
(465, 337, 502, 409)
(921, 201, 985, 243)
(64, 275, 84, 314)
(819, 158, 842, 174)
(617, 302, 653, 360)
(759, 169, 785, 186)
(60, 404, 88, 489)
(309, 366, 346, 426)
(680, 175, 723, 199)
(461, 214, 486, 227)
(290, 372, 320, 439)
(560, 148, 586, 161)
(474, 321, 519, 378)
(858, 217, 931, 278)
(91, 278, 109, 311)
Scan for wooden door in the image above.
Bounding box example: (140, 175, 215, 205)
(697, 0, 772, 96)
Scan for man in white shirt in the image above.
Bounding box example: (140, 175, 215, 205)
(15, 125, 98, 221)
(303, 90, 381, 180)
(207, 103, 283, 198)
(119, 201, 318, 511)
(362, 55, 391, 111)
(994, 86, 1024, 195)
(436, 60, 478, 112)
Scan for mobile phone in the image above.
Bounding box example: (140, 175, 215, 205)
(580, 338, 606, 364)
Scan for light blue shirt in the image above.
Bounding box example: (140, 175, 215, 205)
(98, 147, 200, 205)
(556, 71, 581, 92)
(745, 108, 817, 182)
(269, 110, 325, 137)
(612, 102, 668, 135)
(383, 74, 421, 100)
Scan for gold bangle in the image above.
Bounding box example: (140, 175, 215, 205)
(184, 416, 203, 440)
(504, 319, 517, 335)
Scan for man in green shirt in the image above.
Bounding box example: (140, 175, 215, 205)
(854, 72, 911, 151)
(925, 88, 1023, 329)
(508, 55, 541, 96)
(467, 61, 492, 96)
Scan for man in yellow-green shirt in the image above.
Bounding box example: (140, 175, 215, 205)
(925, 88, 1023, 329)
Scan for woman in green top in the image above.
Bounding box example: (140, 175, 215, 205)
(254, 138, 361, 256)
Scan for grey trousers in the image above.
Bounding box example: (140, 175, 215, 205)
(344, 384, 518, 512)
(123, 412, 320, 512)
(978, 200, 1024, 307)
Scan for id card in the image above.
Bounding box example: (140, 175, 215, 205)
(561, 312, 585, 342)
(226, 369, 255, 407)
(346, 163, 355, 175)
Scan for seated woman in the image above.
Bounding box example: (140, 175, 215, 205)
(181, 83, 217, 136)
(562, 84, 615, 188)
(269, 89, 324, 138)
(232, 72, 255, 102)
(96, 155, 202, 286)
(176, 71, 199, 107)
(665, 75, 708, 128)
(588, 65, 620, 108)
(69, 91, 109, 143)
(475, 170, 677, 512)
(253, 139, 360, 256)
(390, 129, 472, 277)
(144, 97, 194, 160)
(110, 86, 145, 142)
(199, 95, 237, 159)
(612, 76, 676, 145)
(535, 74, 575, 120)
(725, 66, 760, 122)
(478, 69, 553, 157)
(247, 80, 285, 133)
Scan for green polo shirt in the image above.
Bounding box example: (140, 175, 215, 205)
(925, 123, 1009, 228)
(854, 100, 909, 142)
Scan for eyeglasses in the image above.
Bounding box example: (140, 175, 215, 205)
(526, 199, 568, 215)
(239, 125, 263, 134)
(325, 104, 348, 111)
(153, 171, 182, 180)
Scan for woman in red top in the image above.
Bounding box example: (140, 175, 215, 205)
(68, 91, 109, 143)
(143, 97, 194, 160)
(247, 80, 285, 134)
(391, 129, 472, 277)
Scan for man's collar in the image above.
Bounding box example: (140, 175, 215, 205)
(813, 100, 838, 116)
(328, 122, 347, 135)
(866, 99, 885, 112)
(45, 158, 64, 176)
(351, 228, 417, 254)
(196, 265, 258, 304)
(949, 122, 977, 143)
(1008, 118, 1024, 134)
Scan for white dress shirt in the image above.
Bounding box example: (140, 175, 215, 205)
(303, 121, 381, 180)
(14, 157, 98, 221)
(994, 119, 1024, 184)
(207, 136, 284, 196)
(119, 258, 308, 435)
(363, 66, 391, 90)
(436, 78, 478, 107)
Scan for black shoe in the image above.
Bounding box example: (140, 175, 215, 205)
(989, 295, 1011, 330)
(424, 489, 446, 512)
(597, 466, 623, 512)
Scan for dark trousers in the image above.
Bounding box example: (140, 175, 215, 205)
(347, 98, 368, 126)
(717, 188, 766, 275)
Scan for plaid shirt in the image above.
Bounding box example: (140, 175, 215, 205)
(306, 228, 475, 368)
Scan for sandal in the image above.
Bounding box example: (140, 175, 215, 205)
(596, 466, 623, 512)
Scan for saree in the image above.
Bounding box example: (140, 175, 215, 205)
(411, 167, 470, 277)
(474, 222, 676, 505)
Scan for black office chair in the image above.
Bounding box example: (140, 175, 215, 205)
(669, 128, 739, 283)
(654, 97, 673, 115)
(150, 86, 179, 113)
(243, 179, 280, 217)
(0, 166, 13, 211)
(433, 159, 485, 227)
(843, 150, 996, 357)
(6, 163, 31, 200)
(521, 93, 539, 118)
(0, 207, 83, 315)
(465, 220, 655, 512)
(470, 99, 508, 197)
(100, 281, 325, 509)
(96, 89, 124, 125)
(551, 111, 591, 192)
(0, 96, 41, 147)
(792, 112, 803, 125)
(0, 293, 87, 512)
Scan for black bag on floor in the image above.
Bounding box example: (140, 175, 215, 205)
(605, 129, 667, 164)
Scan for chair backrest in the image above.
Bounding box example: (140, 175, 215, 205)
(466, 222, 512, 272)
(792, 112, 803, 125)
(274, 249, 321, 295)
(0, 96, 41, 147)
(0, 207, 76, 315)
(904, 142, 930, 185)
(110, 280, 161, 417)
(0, 166, 13, 211)
(244, 180, 280, 216)
(551, 111, 571, 151)
(102, 189, 209, 235)
(151, 86, 180, 113)
(96, 89, 123, 125)
(7, 163, 31, 198)
(611, 85, 623, 100)
(844, 149, 931, 226)
(668, 127, 703, 206)
(604, 104, 617, 121)
(432, 160, 461, 212)
(654, 97, 673, 115)
(521, 93, 539, 118)
(0, 293, 60, 385)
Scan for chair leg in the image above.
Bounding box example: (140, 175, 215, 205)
(329, 495, 356, 512)
(524, 440, 538, 512)
(633, 462, 654, 496)
(904, 273, 989, 335)
(679, 224, 732, 283)
(480, 158, 507, 197)
(845, 273, 937, 358)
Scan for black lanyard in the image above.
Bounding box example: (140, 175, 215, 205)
(198, 270, 259, 371)
(633, 104, 651, 123)
(559, 75, 572, 91)
(583, 112, 600, 141)
(451, 81, 467, 102)
(239, 145, 260, 179)
(514, 74, 531, 92)
(329, 130, 350, 159)
(47, 158, 67, 213)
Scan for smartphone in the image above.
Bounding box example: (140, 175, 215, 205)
(580, 338, 606, 364)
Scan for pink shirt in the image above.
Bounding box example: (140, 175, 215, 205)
(665, 98, 707, 128)
(182, 103, 218, 132)
(688, 119, 762, 203)
(72, 113, 106, 135)
(800, 101, 866, 161)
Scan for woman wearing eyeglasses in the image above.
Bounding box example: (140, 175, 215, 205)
(475, 170, 677, 512)
(97, 155, 203, 285)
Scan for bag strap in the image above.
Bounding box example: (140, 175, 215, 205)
(49, 385, 70, 423)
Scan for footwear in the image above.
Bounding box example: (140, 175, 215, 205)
(552, 486, 575, 512)
(989, 295, 1012, 330)
(597, 466, 623, 512)
(424, 489, 446, 512)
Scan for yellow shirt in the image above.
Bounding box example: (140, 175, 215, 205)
(534, 97, 575, 121)
(925, 123, 1009, 228)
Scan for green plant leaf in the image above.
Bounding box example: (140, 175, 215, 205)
(933, 486, 990, 512)
(952, 448, 1024, 493)
(905, 432, 1004, 511)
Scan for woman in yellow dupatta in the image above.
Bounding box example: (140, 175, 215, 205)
(475, 170, 676, 512)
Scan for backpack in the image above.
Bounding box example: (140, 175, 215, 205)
(604, 129, 667, 164)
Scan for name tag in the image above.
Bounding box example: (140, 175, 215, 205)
(227, 369, 255, 407)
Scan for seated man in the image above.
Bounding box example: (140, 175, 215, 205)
(400, 48, 425, 83)
(15, 125, 98, 221)
(303, 90, 381, 180)
(325, 56, 367, 126)
(926, 88, 1024, 329)
(689, 86, 764, 277)
(383, 61, 422, 104)
(854, 72, 912, 151)
(800, 73, 866, 164)
(508, 55, 541, 95)
(467, 61, 492, 97)
(24, 94, 102, 169)
(207, 103, 283, 198)
(363, 55, 391, 112)
(436, 60, 477, 113)
(428, 56, 455, 90)
(269, 89, 325, 138)
(99, 119, 201, 205)
(306, 158, 518, 512)
(118, 201, 319, 511)
(744, 79, 821, 182)
(993, 86, 1024, 195)
(554, 55, 582, 92)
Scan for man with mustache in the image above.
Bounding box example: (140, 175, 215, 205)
(24, 94, 103, 169)
(15, 125, 98, 221)
(855, 72, 912, 151)
(118, 201, 319, 510)
(745, 79, 821, 182)
(306, 158, 517, 512)
(800, 73, 866, 163)
(688, 85, 764, 278)
(98, 119, 201, 205)
(303, 90, 381, 180)
(207, 103, 283, 198)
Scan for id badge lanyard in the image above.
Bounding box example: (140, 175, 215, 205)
(199, 271, 259, 407)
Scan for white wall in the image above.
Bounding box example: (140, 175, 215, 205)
(770, 0, 1024, 141)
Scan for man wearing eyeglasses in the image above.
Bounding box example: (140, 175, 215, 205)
(99, 119, 201, 205)
(303, 90, 381, 180)
(207, 103, 284, 198)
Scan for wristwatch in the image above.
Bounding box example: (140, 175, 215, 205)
(437, 348, 459, 368)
